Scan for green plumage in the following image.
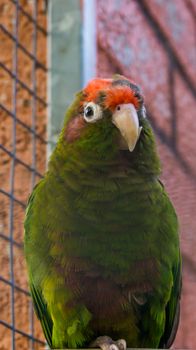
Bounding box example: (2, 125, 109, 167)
(24, 77, 181, 349)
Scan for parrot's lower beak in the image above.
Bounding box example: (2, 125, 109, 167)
(112, 103, 142, 152)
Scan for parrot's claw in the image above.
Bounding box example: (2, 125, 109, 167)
(90, 336, 126, 350)
(115, 339, 127, 350)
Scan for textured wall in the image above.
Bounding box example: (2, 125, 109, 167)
(0, 0, 47, 348)
(97, 0, 196, 348)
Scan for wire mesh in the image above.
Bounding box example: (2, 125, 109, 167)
(0, 0, 47, 348)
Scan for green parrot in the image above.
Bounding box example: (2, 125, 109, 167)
(24, 76, 181, 349)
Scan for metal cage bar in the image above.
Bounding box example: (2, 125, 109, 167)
(0, 103, 47, 143)
(0, 0, 47, 348)
(0, 62, 47, 107)
(29, 2, 37, 348)
(0, 24, 47, 72)
(9, 3, 19, 347)
(10, 0, 47, 36)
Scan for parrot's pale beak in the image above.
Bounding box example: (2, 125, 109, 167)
(112, 103, 142, 152)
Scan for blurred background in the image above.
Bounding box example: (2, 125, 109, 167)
(0, 0, 195, 349)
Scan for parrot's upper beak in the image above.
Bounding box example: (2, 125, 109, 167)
(112, 103, 142, 152)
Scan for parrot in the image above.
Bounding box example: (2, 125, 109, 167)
(24, 76, 181, 349)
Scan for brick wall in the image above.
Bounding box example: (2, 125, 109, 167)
(0, 0, 47, 348)
(97, 0, 196, 348)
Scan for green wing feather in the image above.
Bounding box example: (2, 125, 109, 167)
(25, 183, 53, 348)
(30, 280, 53, 348)
(159, 254, 182, 348)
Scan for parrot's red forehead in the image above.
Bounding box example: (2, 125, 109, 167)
(83, 78, 139, 110)
(104, 86, 139, 110)
(83, 78, 112, 101)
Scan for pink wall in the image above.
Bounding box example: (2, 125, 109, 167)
(97, 0, 196, 348)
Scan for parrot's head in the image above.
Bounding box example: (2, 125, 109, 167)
(55, 76, 160, 174)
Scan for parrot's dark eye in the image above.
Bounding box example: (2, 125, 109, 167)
(85, 106, 94, 118)
(84, 102, 103, 123)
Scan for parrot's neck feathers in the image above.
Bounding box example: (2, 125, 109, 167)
(48, 137, 161, 184)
